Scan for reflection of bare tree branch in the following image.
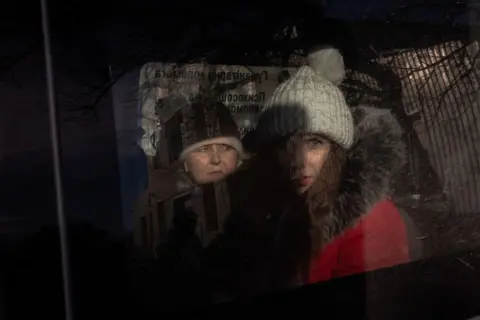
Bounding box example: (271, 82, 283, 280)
(64, 10, 303, 123)
(62, 68, 132, 123)
(387, 0, 469, 23)
(378, 40, 479, 128)
(426, 68, 473, 126)
(0, 39, 43, 78)
(368, 46, 415, 59)
(342, 78, 384, 105)
(390, 43, 468, 76)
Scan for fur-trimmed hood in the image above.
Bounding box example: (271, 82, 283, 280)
(321, 104, 407, 243)
(265, 104, 407, 288)
(230, 104, 407, 241)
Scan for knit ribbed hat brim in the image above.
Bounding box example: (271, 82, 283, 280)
(179, 136, 243, 160)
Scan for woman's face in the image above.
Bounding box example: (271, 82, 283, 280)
(291, 134, 331, 194)
(184, 143, 239, 184)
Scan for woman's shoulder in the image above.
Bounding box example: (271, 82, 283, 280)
(358, 199, 423, 257)
(335, 200, 408, 250)
(339, 199, 408, 241)
(362, 199, 406, 228)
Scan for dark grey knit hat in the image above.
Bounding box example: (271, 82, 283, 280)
(179, 101, 243, 160)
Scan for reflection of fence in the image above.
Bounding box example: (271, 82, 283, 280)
(344, 38, 480, 214)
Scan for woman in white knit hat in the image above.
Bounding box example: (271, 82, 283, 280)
(208, 45, 413, 297)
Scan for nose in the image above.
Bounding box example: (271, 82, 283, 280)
(299, 145, 309, 168)
(295, 141, 308, 163)
(289, 141, 307, 175)
(209, 146, 221, 165)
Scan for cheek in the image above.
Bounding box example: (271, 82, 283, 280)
(307, 150, 329, 172)
(221, 151, 239, 168)
(186, 155, 208, 173)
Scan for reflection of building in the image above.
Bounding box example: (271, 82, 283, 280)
(132, 112, 231, 252)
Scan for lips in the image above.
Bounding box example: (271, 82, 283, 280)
(297, 176, 313, 186)
(301, 177, 312, 185)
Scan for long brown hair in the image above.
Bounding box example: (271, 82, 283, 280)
(255, 133, 347, 288)
(306, 141, 346, 255)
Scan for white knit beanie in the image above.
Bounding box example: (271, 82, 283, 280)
(256, 46, 354, 149)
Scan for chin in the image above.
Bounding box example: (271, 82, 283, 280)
(198, 175, 226, 184)
(297, 186, 310, 194)
(210, 176, 225, 183)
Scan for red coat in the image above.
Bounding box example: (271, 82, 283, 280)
(309, 199, 410, 283)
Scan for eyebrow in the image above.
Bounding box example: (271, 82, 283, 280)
(302, 134, 324, 140)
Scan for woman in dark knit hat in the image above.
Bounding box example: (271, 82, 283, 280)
(149, 100, 244, 201)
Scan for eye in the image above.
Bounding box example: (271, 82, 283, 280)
(305, 137, 325, 148)
(218, 144, 233, 151)
(195, 146, 210, 152)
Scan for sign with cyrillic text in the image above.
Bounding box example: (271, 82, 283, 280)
(138, 63, 298, 151)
